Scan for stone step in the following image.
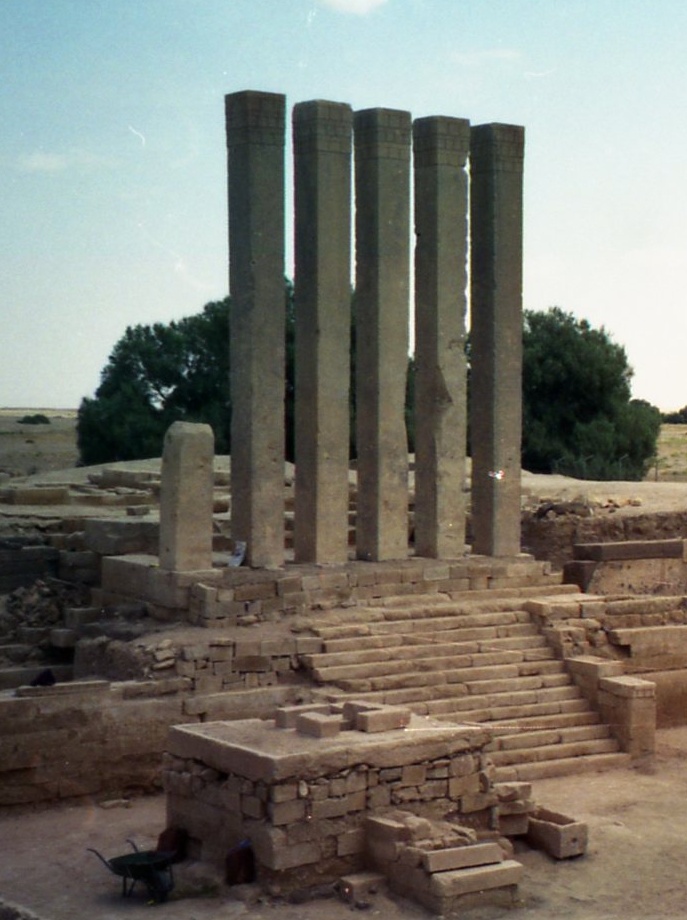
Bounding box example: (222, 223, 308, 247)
(484, 723, 611, 753)
(493, 752, 631, 783)
(308, 646, 558, 679)
(488, 736, 620, 768)
(319, 624, 543, 652)
(0, 664, 74, 691)
(424, 696, 593, 724)
(314, 613, 534, 642)
(333, 668, 573, 696)
(316, 655, 564, 685)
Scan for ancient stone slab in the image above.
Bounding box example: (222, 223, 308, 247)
(574, 539, 684, 561)
(226, 90, 286, 568)
(293, 100, 353, 564)
(159, 421, 214, 571)
(413, 115, 470, 558)
(428, 858, 523, 897)
(422, 841, 503, 873)
(469, 123, 525, 557)
(354, 107, 411, 561)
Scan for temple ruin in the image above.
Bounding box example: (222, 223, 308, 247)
(1, 89, 682, 911)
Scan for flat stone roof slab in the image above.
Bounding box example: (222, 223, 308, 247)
(167, 716, 489, 783)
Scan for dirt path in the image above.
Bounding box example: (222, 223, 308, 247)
(2, 728, 687, 920)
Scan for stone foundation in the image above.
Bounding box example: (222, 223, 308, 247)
(163, 704, 498, 889)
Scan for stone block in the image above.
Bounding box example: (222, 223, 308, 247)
(498, 813, 530, 837)
(275, 703, 331, 729)
(526, 806, 588, 858)
(428, 858, 523, 897)
(296, 712, 343, 738)
(422, 841, 503, 873)
(338, 871, 386, 903)
(356, 706, 412, 733)
(268, 798, 306, 826)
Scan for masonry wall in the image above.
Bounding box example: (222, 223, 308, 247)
(0, 681, 298, 808)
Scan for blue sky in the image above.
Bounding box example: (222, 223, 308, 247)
(2, 0, 686, 410)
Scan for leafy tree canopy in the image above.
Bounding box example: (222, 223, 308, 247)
(78, 298, 233, 465)
(522, 307, 660, 480)
(79, 298, 659, 483)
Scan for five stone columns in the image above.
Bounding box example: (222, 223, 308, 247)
(225, 90, 525, 568)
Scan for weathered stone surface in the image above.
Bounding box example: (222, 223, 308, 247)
(226, 90, 286, 568)
(469, 123, 524, 557)
(159, 421, 214, 571)
(354, 107, 411, 561)
(293, 100, 353, 564)
(413, 115, 470, 558)
(526, 805, 588, 858)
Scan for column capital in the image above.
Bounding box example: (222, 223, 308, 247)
(413, 116, 470, 168)
(354, 107, 411, 160)
(293, 100, 353, 155)
(470, 123, 524, 174)
(225, 90, 286, 148)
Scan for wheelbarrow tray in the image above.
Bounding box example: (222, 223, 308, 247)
(88, 847, 176, 902)
(108, 850, 174, 878)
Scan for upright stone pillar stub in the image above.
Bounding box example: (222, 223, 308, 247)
(413, 116, 470, 559)
(469, 123, 525, 557)
(226, 90, 286, 568)
(354, 107, 411, 561)
(293, 100, 353, 564)
(159, 421, 214, 572)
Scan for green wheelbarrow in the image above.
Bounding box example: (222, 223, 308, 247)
(88, 839, 175, 904)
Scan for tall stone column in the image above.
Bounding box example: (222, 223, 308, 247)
(413, 116, 470, 558)
(354, 108, 411, 561)
(226, 91, 286, 568)
(293, 101, 353, 564)
(469, 123, 525, 557)
(159, 421, 214, 572)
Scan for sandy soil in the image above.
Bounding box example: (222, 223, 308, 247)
(1, 728, 687, 920)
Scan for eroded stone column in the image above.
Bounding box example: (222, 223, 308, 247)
(226, 90, 286, 568)
(354, 108, 411, 561)
(469, 123, 525, 556)
(413, 116, 470, 558)
(159, 421, 214, 571)
(293, 100, 353, 563)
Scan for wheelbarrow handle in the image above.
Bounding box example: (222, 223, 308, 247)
(126, 838, 140, 853)
(86, 848, 111, 870)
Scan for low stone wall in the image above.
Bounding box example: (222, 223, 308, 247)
(566, 656, 656, 756)
(98, 554, 562, 625)
(0, 680, 299, 808)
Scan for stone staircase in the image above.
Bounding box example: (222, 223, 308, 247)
(300, 588, 630, 781)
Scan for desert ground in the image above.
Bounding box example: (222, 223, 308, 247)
(3, 412, 687, 919)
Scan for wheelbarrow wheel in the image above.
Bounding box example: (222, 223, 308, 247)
(143, 866, 174, 904)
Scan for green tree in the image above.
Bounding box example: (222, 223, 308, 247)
(78, 298, 233, 464)
(522, 307, 660, 480)
(78, 287, 298, 466)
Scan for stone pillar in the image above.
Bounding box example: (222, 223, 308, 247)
(226, 91, 286, 568)
(469, 123, 525, 557)
(354, 108, 411, 561)
(159, 421, 214, 572)
(293, 100, 353, 564)
(413, 116, 470, 558)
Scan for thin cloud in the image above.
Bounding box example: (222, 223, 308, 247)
(317, 0, 389, 15)
(17, 149, 115, 174)
(450, 48, 521, 68)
